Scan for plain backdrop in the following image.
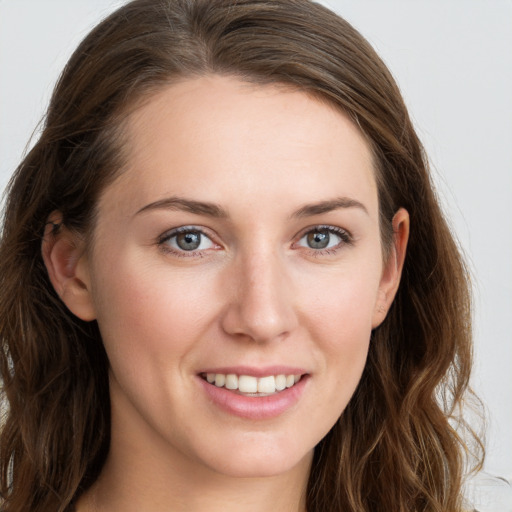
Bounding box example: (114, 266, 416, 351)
(1, 0, 511, 477)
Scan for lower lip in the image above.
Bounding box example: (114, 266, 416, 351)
(198, 375, 308, 420)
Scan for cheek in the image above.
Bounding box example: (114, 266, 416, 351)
(90, 253, 218, 371)
(300, 262, 381, 347)
(309, 282, 374, 378)
(297, 263, 380, 412)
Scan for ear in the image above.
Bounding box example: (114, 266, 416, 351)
(372, 208, 409, 328)
(41, 212, 96, 321)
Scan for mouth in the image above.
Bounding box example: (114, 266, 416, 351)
(198, 369, 309, 419)
(200, 372, 304, 397)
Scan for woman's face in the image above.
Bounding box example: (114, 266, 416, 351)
(68, 76, 405, 479)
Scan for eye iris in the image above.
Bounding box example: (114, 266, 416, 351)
(307, 230, 330, 249)
(176, 232, 201, 251)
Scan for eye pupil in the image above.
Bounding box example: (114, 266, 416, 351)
(307, 230, 329, 249)
(176, 232, 201, 251)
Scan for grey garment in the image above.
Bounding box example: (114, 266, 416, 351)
(463, 471, 512, 512)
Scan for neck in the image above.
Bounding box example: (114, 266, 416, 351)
(80, 447, 311, 512)
(77, 394, 312, 512)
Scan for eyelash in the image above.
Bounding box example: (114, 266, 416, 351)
(295, 225, 353, 257)
(157, 226, 218, 258)
(157, 225, 353, 258)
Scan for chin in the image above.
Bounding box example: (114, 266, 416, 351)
(196, 435, 314, 479)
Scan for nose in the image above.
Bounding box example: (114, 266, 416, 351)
(220, 249, 298, 343)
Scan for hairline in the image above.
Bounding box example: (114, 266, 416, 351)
(84, 71, 395, 262)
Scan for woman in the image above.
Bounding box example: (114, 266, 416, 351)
(0, 0, 483, 511)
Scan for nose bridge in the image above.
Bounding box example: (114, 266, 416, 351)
(221, 245, 297, 342)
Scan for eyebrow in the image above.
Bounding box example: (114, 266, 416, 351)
(292, 197, 368, 218)
(135, 197, 228, 218)
(135, 195, 368, 218)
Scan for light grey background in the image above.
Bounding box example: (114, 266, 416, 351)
(1, 0, 511, 477)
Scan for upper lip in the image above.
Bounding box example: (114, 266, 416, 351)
(198, 365, 308, 377)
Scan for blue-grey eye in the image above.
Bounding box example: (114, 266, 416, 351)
(307, 230, 330, 249)
(176, 232, 202, 250)
(298, 227, 345, 250)
(164, 229, 216, 252)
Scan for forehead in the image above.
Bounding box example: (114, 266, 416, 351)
(98, 75, 378, 219)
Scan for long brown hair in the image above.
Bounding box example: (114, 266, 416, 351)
(0, 1, 483, 510)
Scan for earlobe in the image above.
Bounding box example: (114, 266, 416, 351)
(372, 208, 409, 328)
(41, 212, 96, 321)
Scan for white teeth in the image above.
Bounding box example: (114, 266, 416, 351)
(275, 374, 287, 391)
(257, 375, 276, 393)
(225, 374, 238, 390)
(238, 375, 258, 393)
(204, 372, 303, 394)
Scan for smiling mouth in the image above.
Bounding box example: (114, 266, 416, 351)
(200, 373, 303, 396)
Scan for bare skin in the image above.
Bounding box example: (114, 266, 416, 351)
(44, 75, 408, 512)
